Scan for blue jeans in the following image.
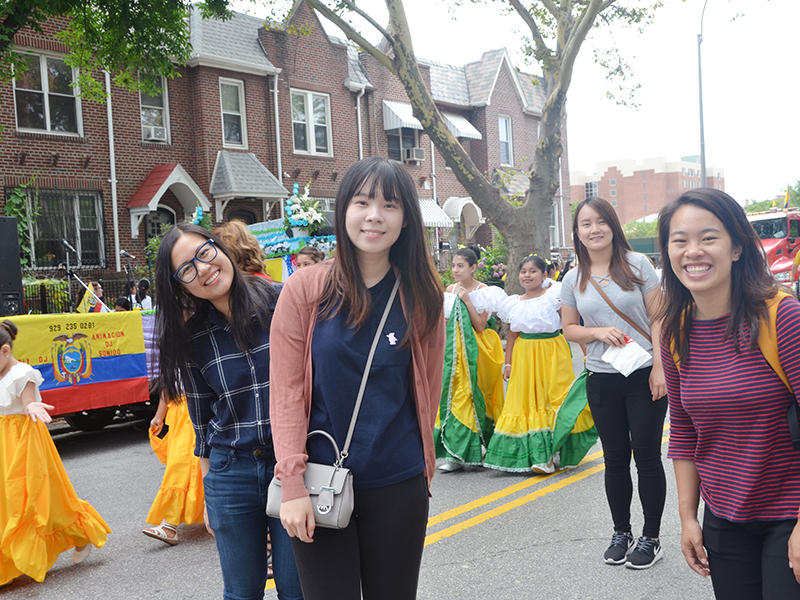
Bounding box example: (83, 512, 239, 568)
(204, 446, 303, 600)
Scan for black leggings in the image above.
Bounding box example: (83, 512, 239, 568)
(586, 367, 668, 538)
(291, 473, 429, 600)
(703, 508, 800, 600)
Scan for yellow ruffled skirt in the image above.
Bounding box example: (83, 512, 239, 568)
(484, 334, 574, 472)
(0, 415, 110, 584)
(476, 327, 505, 423)
(146, 401, 205, 526)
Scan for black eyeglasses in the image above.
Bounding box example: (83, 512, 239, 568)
(173, 239, 218, 283)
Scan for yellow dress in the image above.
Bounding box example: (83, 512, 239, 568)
(435, 286, 506, 464)
(0, 363, 110, 584)
(484, 289, 576, 472)
(146, 400, 205, 525)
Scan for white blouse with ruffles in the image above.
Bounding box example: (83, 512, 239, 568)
(496, 287, 562, 334)
(0, 362, 44, 415)
(443, 285, 508, 320)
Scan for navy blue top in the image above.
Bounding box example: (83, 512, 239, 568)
(183, 306, 273, 458)
(309, 270, 425, 489)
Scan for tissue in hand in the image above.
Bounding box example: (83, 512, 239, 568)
(601, 335, 652, 377)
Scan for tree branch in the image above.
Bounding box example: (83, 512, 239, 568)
(339, 0, 391, 42)
(507, 0, 550, 63)
(0, 4, 37, 56)
(306, 0, 395, 73)
(556, 0, 609, 95)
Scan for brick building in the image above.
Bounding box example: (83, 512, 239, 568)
(1, 1, 571, 280)
(570, 156, 725, 225)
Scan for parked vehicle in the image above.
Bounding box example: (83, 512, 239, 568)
(746, 208, 800, 285)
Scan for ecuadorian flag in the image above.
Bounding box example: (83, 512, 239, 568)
(11, 311, 148, 415)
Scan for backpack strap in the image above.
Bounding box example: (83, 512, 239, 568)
(759, 291, 800, 450)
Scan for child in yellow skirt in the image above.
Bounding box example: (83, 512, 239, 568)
(0, 320, 110, 586)
(436, 245, 506, 471)
(143, 390, 205, 545)
(486, 255, 575, 473)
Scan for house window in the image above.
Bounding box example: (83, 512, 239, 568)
(683, 180, 686, 187)
(584, 182, 598, 199)
(291, 90, 332, 156)
(5, 187, 105, 269)
(13, 52, 80, 134)
(611, 200, 618, 207)
(643, 182, 646, 189)
(140, 74, 169, 142)
(387, 128, 418, 162)
(610, 190, 617, 197)
(610, 179, 616, 186)
(220, 79, 246, 147)
(499, 116, 513, 165)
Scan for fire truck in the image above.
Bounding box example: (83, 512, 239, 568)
(746, 208, 800, 285)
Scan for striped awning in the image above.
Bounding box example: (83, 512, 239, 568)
(383, 100, 423, 130)
(419, 199, 453, 228)
(442, 112, 482, 140)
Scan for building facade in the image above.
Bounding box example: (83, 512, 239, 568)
(570, 156, 725, 225)
(1, 1, 571, 281)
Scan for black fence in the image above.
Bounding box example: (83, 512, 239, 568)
(22, 278, 143, 314)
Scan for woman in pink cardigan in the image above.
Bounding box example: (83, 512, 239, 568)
(270, 157, 445, 600)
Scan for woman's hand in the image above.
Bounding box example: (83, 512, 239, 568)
(150, 415, 164, 436)
(649, 363, 667, 401)
(281, 496, 316, 543)
(456, 286, 470, 304)
(788, 519, 800, 583)
(203, 503, 215, 537)
(503, 364, 512, 381)
(591, 326, 626, 347)
(680, 518, 710, 577)
(25, 402, 54, 424)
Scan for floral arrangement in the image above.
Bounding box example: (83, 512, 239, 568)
(263, 235, 336, 259)
(284, 182, 326, 235)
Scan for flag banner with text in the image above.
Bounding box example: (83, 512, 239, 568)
(10, 311, 149, 414)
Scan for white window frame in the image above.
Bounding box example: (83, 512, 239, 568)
(290, 89, 333, 157)
(387, 128, 419, 162)
(139, 74, 170, 144)
(219, 78, 247, 149)
(610, 179, 616, 186)
(12, 51, 83, 136)
(610, 189, 617, 197)
(584, 182, 598, 199)
(498, 115, 513, 166)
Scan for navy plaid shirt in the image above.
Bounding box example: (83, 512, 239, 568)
(183, 306, 273, 458)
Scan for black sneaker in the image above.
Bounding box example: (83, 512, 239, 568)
(625, 536, 664, 569)
(603, 531, 634, 564)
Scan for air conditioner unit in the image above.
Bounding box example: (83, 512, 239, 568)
(403, 147, 425, 163)
(143, 126, 167, 142)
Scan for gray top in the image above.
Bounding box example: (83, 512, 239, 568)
(561, 253, 660, 374)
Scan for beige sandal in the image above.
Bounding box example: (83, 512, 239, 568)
(142, 520, 179, 546)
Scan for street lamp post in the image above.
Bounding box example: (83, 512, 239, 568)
(698, 0, 709, 188)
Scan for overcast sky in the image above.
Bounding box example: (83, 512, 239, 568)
(240, 0, 799, 203)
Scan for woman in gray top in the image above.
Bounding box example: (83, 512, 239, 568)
(561, 197, 667, 571)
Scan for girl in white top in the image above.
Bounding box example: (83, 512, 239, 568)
(486, 255, 577, 473)
(0, 320, 110, 587)
(436, 245, 506, 471)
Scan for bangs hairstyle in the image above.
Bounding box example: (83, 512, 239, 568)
(658, 188, 780, 366)
(519, 255, 547, 273)
(213, 220, 267, 275)
(572, 197, 644, 293)
(154, 222, 278, 400)
(318, 157, 443, 342)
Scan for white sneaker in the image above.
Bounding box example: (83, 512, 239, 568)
(439, 462, 464, 472)
(532, 457, 556, 474)
(72, 545, 93, 565)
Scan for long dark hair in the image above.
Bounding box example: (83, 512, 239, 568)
(658, 188, 780, 365)
(572, 197, 644, 293)
(318, 157, 443, 342)
(155, 222, 278, 399)
(453, 244, 480, 267)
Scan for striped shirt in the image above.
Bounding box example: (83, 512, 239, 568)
(664, 298, 800, 522)
(183, 306, 273, 459)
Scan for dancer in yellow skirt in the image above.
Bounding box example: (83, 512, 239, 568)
(436, 245, 506, 471)
(142, 391, 205, 545)
(0, 320, 110, 586)
(486, 255, 580, 473)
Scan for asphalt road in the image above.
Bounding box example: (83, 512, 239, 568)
(3, 348, 715, 599)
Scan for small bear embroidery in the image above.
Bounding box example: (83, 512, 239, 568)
(386, 332, 398, 346)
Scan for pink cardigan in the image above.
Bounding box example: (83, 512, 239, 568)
(269, 260, 445, 502)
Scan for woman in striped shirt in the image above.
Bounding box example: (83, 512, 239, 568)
(659, 188, 800, 599)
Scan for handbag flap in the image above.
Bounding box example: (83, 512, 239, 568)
(303, 462, 351, 495)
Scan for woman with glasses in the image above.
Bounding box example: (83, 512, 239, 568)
(155, 223, 303, 600)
